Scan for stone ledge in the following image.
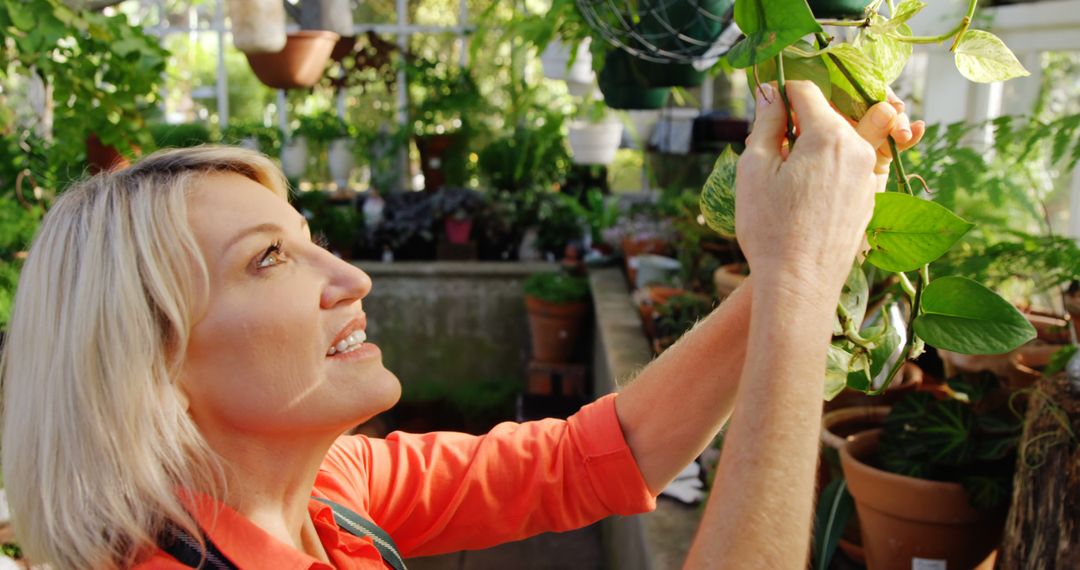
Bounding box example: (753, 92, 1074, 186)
(354, 261, 558, 278)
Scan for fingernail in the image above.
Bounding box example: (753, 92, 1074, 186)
(756, 84, 774, 107)
(872, 105, 896, 128)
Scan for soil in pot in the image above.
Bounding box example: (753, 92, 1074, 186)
(841, 429, 1005, 570)
(525, 296, 589, 363)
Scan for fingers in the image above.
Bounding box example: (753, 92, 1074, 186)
(854, 101, 899, 153)
(783, 80, 844, 131)
(744, 83, 789, 158)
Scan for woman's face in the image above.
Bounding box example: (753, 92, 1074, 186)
(179, 173, 399, 438)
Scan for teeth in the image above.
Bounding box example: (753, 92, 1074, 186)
(327, 329, 367, 356)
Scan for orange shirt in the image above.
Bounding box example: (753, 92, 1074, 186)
(136, 394, 656, 569)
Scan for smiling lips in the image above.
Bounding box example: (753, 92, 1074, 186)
(326, 316, 367, 356)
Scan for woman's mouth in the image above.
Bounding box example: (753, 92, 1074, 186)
(326, 328, 367, 356)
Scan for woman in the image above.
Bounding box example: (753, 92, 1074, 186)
(1, 82, 921, 569)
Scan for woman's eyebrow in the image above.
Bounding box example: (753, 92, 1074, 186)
(223, 218, 308, 254)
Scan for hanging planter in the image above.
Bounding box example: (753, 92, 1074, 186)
(807, 0, 876, 20)
(327, 138, 354, 188)
(567, 120, 623, 166)
(540, 38, 595, 85)
(85, 134, 131, 174)
(245, 30, 340, 89)
(639, 0, 731, 58)
(623, 109, 660, 149)
(226, 0, 286, 53)
(598, 49, 670, 110)
(280, 137, 309, 179)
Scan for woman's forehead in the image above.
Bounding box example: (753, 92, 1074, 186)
(186, 172, 299, 244)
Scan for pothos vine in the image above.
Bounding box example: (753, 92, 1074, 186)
(701, 0, 1039, 399)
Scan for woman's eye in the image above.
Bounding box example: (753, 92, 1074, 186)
(256, 241, 285, 269)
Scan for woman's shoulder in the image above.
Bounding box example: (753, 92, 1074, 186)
(131, 551, 192, 569)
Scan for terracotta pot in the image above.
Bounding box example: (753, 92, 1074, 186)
(86, 134, 131, 173)
(525, 296, 589, 363)
(841, 429, 1005, 570)
(713, 262, 748, 299)
(245, 30, 340, 89)
(939, 342, 1064, 390)
(647, 285, 687, 306)
(444, 217, 473, 244)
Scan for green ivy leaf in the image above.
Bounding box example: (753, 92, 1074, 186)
(727, 0, 823, 69)
(865, 24, 913, 85)
(1043, 345, 1078, 376)
(877, 0, 926, 32)
(8, 5, 35, 31)
(865, 193, 974, 273)
(834, 263, 869, 335)
(913, 276, 1037, 355)
(825, 343, 854, 401)
(752, 42, 832, 99)
(954, 30, 1030, 83)
(822, 44, 886, 119)
(923, 399, 976, 465)
(700, 146, 739, 238)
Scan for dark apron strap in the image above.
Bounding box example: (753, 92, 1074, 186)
(312, 496, 408, 570)
(160, 499, 407, 570)
(159, 525, 240, 570)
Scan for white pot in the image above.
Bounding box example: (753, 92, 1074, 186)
(280, 137, 309, 179)
(226, 0, 286, 53)
(623, 110, 660, 150)
(541, 39, 594, 84)
(568, 120, 623, 165)
(328, 138, 354, 187)
(634, 254, 682, 289)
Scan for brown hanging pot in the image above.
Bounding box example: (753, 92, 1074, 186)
(85, 134, 134, 174)
(245, 30, 340, 89)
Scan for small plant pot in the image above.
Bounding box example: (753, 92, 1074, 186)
(280, 137, 309, 179)
(621, 236, 671, 286)
(634, 254, 681, 289)
(444, 217, 473, 245)
(713, 262, 748, 298)
(245, 30, 340, 89)
(841, 429, 1005, 570)
(525, 296, 589, 363)
(328, 138, 354, 187)
(623, 110, 660, 150)
(598, 49, 671, 110)
(567, 120, 623, 165)
(540, 38, 594, 84)
(808, 0, 875, 19)
(85, 134, 131, 173)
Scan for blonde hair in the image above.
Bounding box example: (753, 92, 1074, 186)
(1, 146, 288, 569)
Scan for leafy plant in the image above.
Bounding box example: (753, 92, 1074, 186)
(221, 120, 283, 155)
(701, 0, 1037, 399)
(655, 292, 715, 340)
(536, 193, 585, 259)
(149, 122, 213, 149)
(375, 191, 436, 256)
(524, 272, 590, 304)
(430, 186, 486, 220)
(879, 376, 1022, 510)
(295, 111, 351, 143)
(560, 188, 619, 247)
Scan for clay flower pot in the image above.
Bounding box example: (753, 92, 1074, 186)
(245, 30, 340, 89)
(713, 262, 748, 299)
(525, 296, 589, 363)
(86, 134, 134, 173)
(443, 217, 473, 245)
(841, 429, 1005, 570)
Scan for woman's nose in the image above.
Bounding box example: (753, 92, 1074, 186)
(320, 255, 372, 309)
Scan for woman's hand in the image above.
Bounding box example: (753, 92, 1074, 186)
(735, 80, 881, 305)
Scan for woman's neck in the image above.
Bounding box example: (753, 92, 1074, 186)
(203, 428, 341, 562)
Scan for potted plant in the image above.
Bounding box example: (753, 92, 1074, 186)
(840, 378, 1021, 570)
(652, 291, 714, 353)
(567, 97, 623, 166)
(597, 48, 671, 110)
(523, 271, 591, 363)
(375, 191, 436, 260)
(149, 122, 213, 150)
(291, 111, 353, 184)
(226, 0, 286, 53)
(430, 186, 485, 245)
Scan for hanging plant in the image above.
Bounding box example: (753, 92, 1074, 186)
(700, 0, 1036, 399)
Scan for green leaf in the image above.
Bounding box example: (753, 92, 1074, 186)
(822, 44, 886, 119)
(700, 147, 739, 238)
(974, 433, 1019, 461)
(865, 24, 913, 85)
(923, 399, 976, 465)
(889, 0, 927, 25)
(752, 42, 832, 99)
(835, 263, 869, 335)
(825, 343, 854, 401)
(8, 5, 35, 31)
(913, 276, 1037, 355)
(1043, 345, 1077, 376)
(727, 0, 823, 68)
(953, 30, 1030, 83)
(813, 479, 854, 570)
(865, 193, 974, 272)
(961, 473, 1011, 510)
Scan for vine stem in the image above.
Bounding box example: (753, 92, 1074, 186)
(895, 0, 978, 47)
(775, 54, 798, 148)
(815, 31, 930, 393)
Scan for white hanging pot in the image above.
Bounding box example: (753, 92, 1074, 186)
(226, 0, 286, 54)
(568, 120, 623, 165)
(328, 138, 354, 188)
(280, 137, 309, 179)
(623, 110, 660, 150)
(541, 39, 594, 84)
(237, 137, 259, 151)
